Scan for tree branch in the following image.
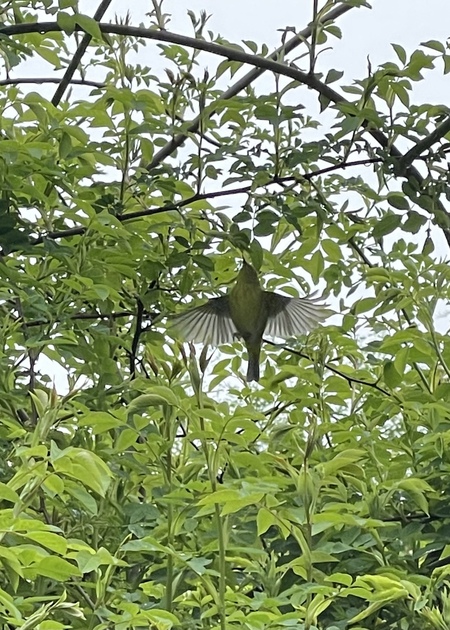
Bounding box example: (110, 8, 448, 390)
(269, 342, 393, 399)
(21, 157, 416, 249)
(0, 1, 355, 167)
(0, 77, 103, 88)
(51, 0, 113, 106)
(397, 113, 450, 172)
(16, 309, 157, 328)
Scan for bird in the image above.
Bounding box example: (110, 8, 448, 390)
(173, 260, 330, 382)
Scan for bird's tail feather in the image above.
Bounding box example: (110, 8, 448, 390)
(246, 349, 260, 382)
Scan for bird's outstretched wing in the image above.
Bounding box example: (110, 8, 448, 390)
(264, 292, 331, 338)
(172, 296, 236, 346)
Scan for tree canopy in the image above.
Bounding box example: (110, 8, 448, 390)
(1, 1, 450, 629)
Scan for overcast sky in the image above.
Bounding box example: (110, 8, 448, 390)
(90, 0, 450, 102)
(52, 0, 449, 108)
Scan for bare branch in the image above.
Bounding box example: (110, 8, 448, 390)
(51, 0, 113, 106)
(397, 113, 450, 172)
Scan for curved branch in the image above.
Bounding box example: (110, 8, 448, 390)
(268, 342, 394, 400)
(0, 18, 410, 168)
(22, 309, 146, 327)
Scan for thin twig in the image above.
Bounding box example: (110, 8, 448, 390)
(130, 299, 144, 379)
(21, 156, 417, 250)
(268, 342, 393, 399)
(309, 0, 319, 74)
(20, 309, 149, 328)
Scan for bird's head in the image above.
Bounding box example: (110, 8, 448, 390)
(237, 259, 259, 284)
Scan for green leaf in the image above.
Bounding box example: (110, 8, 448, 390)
(325, 24, 342, 39)
(250, 239, 264, 270)
(422, 235, 434, 255)
(254, 105, 278, 121)
(394, 347, 409, 375)
(58, 132, 72, 159)
(310, 249, 325, 283)
(65, 482, 98, 515)
(257, 508, 275, 535)
(325, 69, 344, 84)
(221, 493, 264, 516)
(321, 239, 342, 262)
(444, 54, 450, 75)
(372, 214, 402, 238)
(40, 621, 66, 630)
(23, 531, 68, 554)
(140, 609, 179, 629)
(397, 478, 432, 514)
(114, 428, 139, 452)
(383, 360, 402, 388)
(403, 210, 427, 233)
(392, 83, 410, 107)
(324, 572, 353, 586)
(198, 489, 241, 505)
(52, 449, 112, 497)
(0, 587, 22, 619)
(140, 138, 154, 163)
(121, 537, 170, 553)
(78, 411, 124, 434)
(243, 40, 258, 54)
(320, 449, 365, 475)
(0, 482, 20, 503)
(392, 43, 407, 64)
(56, 11, 75, 34)
(35, 557, 81, 581)
(74, 14, 102, 40)
(36, 46, 62, 69)
(421, 40, 445, 53)
(387, 194, 409, 210)
(354, 297, 377, 314)
(128, 388, 180, 413)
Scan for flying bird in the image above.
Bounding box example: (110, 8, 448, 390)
(173, 260, 330, 382)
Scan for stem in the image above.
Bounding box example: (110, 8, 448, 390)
(166, 451, 174, 613)
(163, 405, 174, 612)
(309, 0, 319, 74)
(428, 318, 450, 382)
(199, 411, 227, 629)
(214, 503, 227, 630)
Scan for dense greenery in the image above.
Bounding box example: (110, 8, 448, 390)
(0, 1, 450, 628)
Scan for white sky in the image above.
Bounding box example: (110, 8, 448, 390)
(119, 0, 450, 102)
(69, 0, 450, 103)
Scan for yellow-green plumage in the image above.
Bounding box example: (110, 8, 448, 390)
(173, 260, 330, 382)
(228, 262, 267, 381)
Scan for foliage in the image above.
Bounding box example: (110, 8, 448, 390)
(0, 1, 449, 629)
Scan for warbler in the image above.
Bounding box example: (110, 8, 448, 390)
(174, 260, 330, 382)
